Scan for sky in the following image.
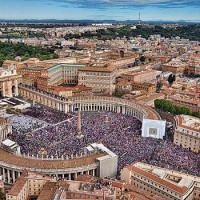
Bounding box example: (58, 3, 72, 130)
(0, 0, 199, 22)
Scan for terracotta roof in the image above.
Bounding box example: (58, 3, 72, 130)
(127, 166, 189, 195)
(0, 148, 105, 169)
(7, 172, 27, 196)
(110, 180, 125, 189)
(116, 81, 132, 87)
(123, 69, 156, 76)
(52, 86, 73, 92)
(176, 115, 200, 132)
(79, 66, 115, 72)
(76, 175, 93, 182)
(73, 85, 92, 92)
(37, 182, 57, 200)
(0, 117, 6, 123)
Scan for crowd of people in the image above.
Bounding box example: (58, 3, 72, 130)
(10, 115, 45, 134)
(23, 105, 73, 124)
(8, 106, 200, 177)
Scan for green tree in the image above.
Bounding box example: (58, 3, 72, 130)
(0, 189, 5, 200)
(139, 55, 146, 63)
(154, 99, 200, 118)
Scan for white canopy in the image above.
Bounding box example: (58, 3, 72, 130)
(2, 139, 16, 149)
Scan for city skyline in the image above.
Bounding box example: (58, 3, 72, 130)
(0, 0, 200, 22)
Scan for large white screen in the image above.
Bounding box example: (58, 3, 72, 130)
(142, 119, 166, 139)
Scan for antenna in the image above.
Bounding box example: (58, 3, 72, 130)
(139, 12, 141, 25)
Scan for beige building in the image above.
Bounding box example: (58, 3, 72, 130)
(78, 66, 116, 95)
(169, 91, 200, 113)
(121, 162, 200, 200)
(6, 171, 52, 200)
(47, 63, 86, 86)
(0, 117, 12, 143)
(6, 171, 122, 200)
(48, 84, 92, 98)
(0, 65, 21, 97)
(174, 115, 200, 153)
(116, 80, 132, 94)
(122, 69, 161, 83)
(162, 60, 187, 74)
(132, 81, 156, 94)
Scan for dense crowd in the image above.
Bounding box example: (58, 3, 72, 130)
(9, 107, 200, 177)
(10, 115, 45, 134)
(23, 105, 73, 124)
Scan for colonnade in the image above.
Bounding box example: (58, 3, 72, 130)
(72, 102, 144, 121)
(50, 168, 96, 181)
(19, 86, 72, 113)
(19, 86, 149, 121)
(0, 126, 11, 143)
(0, 164, 97, 184)
(0, 167, 21, 184)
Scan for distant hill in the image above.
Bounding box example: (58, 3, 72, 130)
(0, 19, 199, 24)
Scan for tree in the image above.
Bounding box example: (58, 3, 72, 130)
(154, 99, 200, 118)
(139, 55, 146, 63)
(115, 92, 123, 98)
(167, 74, 176, 86)
(0, 189, 5, 200)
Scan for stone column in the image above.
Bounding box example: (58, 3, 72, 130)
(12, 170, 15, 183)
(92, 169, 95, 176)
(68, 173, 71, 180)
(7, 169, 10, 184)
(57, 103, 60, 111)
(74, 173, 77, 180)
(2, 168, 5, 182)
(0, 131, 2, 143)
(122, 106, 125, 114)
(14, 79, 18, 96)
(7, 81, 13, 97)
(2, 82, 6, 97)
(17, 171, 21, 179)
(64, 104, 67, 113)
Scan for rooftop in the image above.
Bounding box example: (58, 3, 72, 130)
(0, 148, 105, 169)
(176, 115, 200, 134)
(7, 173, 27, 196)
(79, 65, 116, 73)
(123, 69, 161, 76)
(125, 163, 195, 195)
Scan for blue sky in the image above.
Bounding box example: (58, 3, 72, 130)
(0, 0, 199, 21)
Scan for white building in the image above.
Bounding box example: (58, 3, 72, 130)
(174, 115, 200, 153)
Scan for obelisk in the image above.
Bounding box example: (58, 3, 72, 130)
(77, 108, 84, 138)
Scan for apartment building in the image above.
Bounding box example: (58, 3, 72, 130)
(132, 82, 156, 94)
(174, 115, 200, 153)
(122, 70, 161, 83)
(78, 66, 116, 95)
(6, 171, 51, 200)
(6, 171, 122, 200)
(169, 91, 200, 113)
(121, 162, 200, 200)
(162, 60, 188, 74)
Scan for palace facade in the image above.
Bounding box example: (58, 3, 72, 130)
(0, 65, 21, 97)
(174, 115, 200, 153)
